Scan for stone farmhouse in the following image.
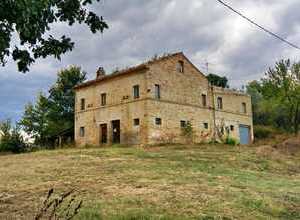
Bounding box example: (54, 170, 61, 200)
(74, 52, 253, 146)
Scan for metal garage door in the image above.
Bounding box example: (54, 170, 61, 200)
(239, 125, 250, 145)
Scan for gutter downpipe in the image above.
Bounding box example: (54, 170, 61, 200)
(210, 83, 216, 143)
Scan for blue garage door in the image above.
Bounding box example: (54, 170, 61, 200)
(239, 125, 250, 145)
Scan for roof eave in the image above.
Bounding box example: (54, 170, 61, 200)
(74, 65, 148, 90)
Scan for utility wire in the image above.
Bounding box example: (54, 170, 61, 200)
(216, 0, 300, 50)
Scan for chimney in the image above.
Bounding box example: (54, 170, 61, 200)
(96, 67, 105, 79)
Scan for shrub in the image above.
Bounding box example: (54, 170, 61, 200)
(0, 136, 27, 153)
(181, 121, 194, 143)
(225, 137, 238, 146)
(254, 125, 277, 139)
(0, 119, 27, 153)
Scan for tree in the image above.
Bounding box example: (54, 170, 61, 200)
(247, 60, 300, 134)
(262, 60, 300, 134)
(0, 0, 108, 72)
(47, 66, 86, 136)
(20, 66, 86, 146)
(0, 119, 11, 141)
(19, 93, 50, 144)
(207, 73, 229, 88)
(246, 81, 271, 126)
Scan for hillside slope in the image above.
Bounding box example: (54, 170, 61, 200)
(0, 145, 299, 219)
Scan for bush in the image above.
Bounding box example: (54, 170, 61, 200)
(225, 137, 238, 146)
(0, 137, 27, 153)
(181, 121, 194, 143)
(254, 125, 277, 139)
(0, 119, 27, 153)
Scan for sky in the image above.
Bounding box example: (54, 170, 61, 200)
(1, 0, 300, 122)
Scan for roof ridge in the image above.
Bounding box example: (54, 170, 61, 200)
(144, 51, 183, 66)
(110, 51, 183, 75)
(213, 86, 249, 96)
(74, 51, 184, 90)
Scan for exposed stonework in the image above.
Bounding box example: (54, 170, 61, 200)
(74, 52, 253, 146)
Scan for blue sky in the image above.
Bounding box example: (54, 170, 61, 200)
(1, 0, 300, 122)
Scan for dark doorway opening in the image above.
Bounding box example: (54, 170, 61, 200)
(100, 124, 107, 144)
(112, 120, 120, 144)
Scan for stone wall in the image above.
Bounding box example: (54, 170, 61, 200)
(75, 69, 148, 146)
(144, 53, 214, 144)
(145, 53, 210, 106)
(213, 87, 253, 142)
(143, 53, 253, 144)
(145, 99, 213, 144)
(75, 53, 253, 146)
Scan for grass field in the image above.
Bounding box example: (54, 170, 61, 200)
(0, 144, 299, 219)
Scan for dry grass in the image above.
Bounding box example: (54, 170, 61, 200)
(0, 144, 299, 219)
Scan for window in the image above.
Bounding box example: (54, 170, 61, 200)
(155, 118, 162, 125)
(202, 94, 207, 107)
(180, 120, 186, 128)
(230, 125, 234, 131)
(79, 127, 85, 137)
(155, 84, 160, 99)
(217, 97, 223, 109)
(133, 118, 140, 126)
(133, 85, 140, 99)
(101, 93, 106, 106)
(242, 102, 247, 113)
(176, 60, 184, 73)
(204, 123, 209, 129)
(80, 98, 85, 110)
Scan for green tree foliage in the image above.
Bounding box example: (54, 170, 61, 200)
(19, 93, 50, 144)
(47, 66, 86, 136)
(0, 119, 27, 153)
(19, 66, 86, 146)
(0, 0, 108, 72)
(246, 81, 271, 126)
(247, 59, 300, 134)
(263, 60, 300, 134)
(207, 73, 229, 88)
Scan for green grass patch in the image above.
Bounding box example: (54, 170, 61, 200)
(0, 144, 299, 219)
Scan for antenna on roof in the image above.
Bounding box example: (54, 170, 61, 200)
(205, 62, 209, 74)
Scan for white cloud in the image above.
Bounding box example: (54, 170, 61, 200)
(1, 0, 300, 120)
